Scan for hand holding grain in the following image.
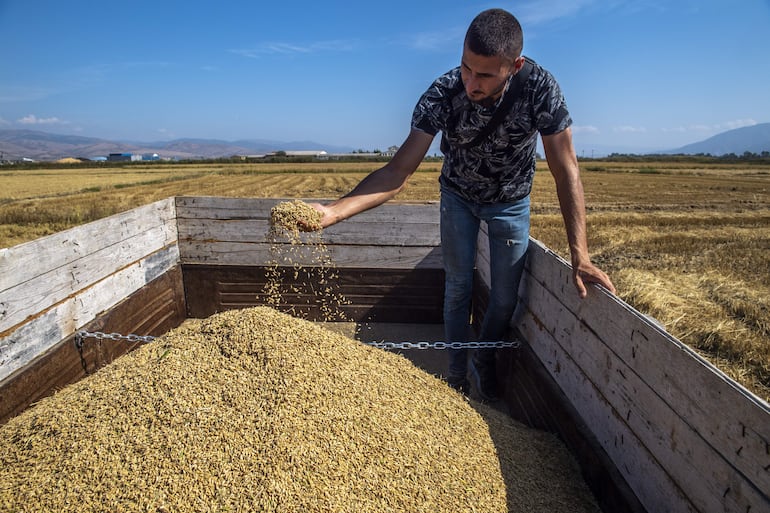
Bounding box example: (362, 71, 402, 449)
(305, 202, 337, 229)
(270, 200, 324, 234)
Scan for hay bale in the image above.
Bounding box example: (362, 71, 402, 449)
(0, 307, 600, 512)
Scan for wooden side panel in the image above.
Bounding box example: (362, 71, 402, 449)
(178, 242, 443, 269)
(0, 198, 179, 383)
(0, 266, 186, 425)
(175, 196, 442, 269)
(473, 238, 645, 513)
(183, 265, 445, 323)
(513, 239, 770, 513)
(177, 196, 445, 323)
(175, 196, 440, 227)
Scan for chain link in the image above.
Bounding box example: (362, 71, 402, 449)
(364, 340, 520, 350)
(74, 330, 156, 350)
(74, 331, 519, 351)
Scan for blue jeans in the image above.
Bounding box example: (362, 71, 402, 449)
(440, 186, 530, 378)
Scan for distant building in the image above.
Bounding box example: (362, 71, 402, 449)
(284, 150, 328, 157)
(107, 153, 133, 162)
(141, 153, 160, 161)
(324, 152, 382, 160)
(382, 145, 399, 157)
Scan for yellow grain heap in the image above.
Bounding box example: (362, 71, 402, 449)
(0, 307, 600, 513)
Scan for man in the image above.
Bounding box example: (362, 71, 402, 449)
(307, 8, 615, 401)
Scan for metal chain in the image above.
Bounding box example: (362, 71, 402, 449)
(365, 340, 520, 350)
(74, 330, 520, 351)
(74, 330, 156, 350)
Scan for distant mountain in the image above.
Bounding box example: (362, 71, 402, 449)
(660, 123, 770, 155)
(230, 139, 356, 154)
(9, 124, 766, 162)
(0, 129, 356, 161)
(148, 138, 255, 158)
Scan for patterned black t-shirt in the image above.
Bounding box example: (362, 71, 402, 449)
(411, 57, 572, 203)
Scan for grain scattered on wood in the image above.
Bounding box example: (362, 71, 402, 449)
(0, 306, 600, 513)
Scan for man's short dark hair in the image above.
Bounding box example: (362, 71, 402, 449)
(465, 9, 523, 63)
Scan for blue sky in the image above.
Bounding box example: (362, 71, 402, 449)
(1, 0, 768, 156)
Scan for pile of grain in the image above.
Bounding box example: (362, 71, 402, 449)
(0, 307, 599, 512)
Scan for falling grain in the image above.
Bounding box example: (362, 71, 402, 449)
(265, 200, 350, 322)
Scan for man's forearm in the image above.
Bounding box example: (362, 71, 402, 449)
(323, 166, 409, 224)
(314, 129, 434, 228)
(555, 173, 590, 266)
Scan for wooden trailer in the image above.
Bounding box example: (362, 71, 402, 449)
(1, 196, 768, 513)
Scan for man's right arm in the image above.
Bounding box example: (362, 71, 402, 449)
(309, 129, 434, 228)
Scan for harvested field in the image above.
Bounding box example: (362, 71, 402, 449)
(0, 307, 600, 513)
(1, 159, 768, 400)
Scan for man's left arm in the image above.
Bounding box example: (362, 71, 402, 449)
(541, 127, 616, 298)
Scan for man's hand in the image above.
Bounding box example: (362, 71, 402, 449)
(572, 260, 616, 299)
(304, 202, 337, 230)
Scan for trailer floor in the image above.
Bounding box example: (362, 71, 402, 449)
(318, 321, 510, 408)
(319, 321, 448, 378)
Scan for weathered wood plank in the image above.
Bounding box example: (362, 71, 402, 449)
(0, 266, 186, 425)
(175, 196, 440, 224)
(518, 238, 770, 513)
(516, 305, 698, 512)
(519, 276, 702, 511)
(0, 198, 177, 336)
(175, 197, 443, 269)
(1, 223, 177, 334)
(525, 240, 770, 492)
(0, 245, 179, 382)
(0, 198, 176, 292)
(474, 226, 647, 513)
(521, 274, 769, 512)
(178, 217, 441, 246)
(183, 265, 444, 323)
(178, 240, 442, 269)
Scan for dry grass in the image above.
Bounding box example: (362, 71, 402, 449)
(529, 163, 770, 401)
(1, 159, 768, 400)
(0, 162, 422, 247)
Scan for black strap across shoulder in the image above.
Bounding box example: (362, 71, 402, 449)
(449, 58, 533, 150)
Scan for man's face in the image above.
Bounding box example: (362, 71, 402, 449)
(460, 43, 519, 106)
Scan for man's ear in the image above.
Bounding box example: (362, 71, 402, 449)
(512, 56, 526, 74)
